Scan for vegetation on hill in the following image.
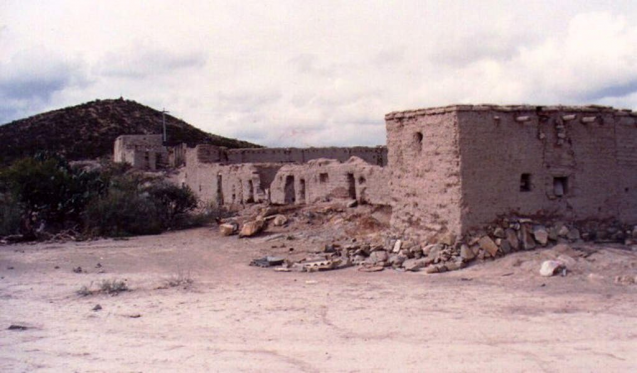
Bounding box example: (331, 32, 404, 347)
(0, 98, 260, 166)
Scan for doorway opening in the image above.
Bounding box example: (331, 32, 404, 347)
(284, 175, 296, 204)
(347, 173, 356, 200)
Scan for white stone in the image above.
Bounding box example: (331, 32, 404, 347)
(393, 240, 402, 253)
(540, 260, 565, 277)
(533, 226, 549, 246)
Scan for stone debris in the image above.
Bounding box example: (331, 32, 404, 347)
(249, 256, 285, 268)
(614, 275, 637, 285)
(540, 260, 566, 277)
(358, 265, 384, 272)
(392, 239, 402, 253)
(533, 226, 549, 246)
(239, 218, 265, 237)
(272, 214, 289, 227)
(460, 244, 476, 261)
(219, 223, 238, 236)
(247, 212, 637, 276)
(478, 236, 499, 257)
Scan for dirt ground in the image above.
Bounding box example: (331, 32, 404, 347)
(1, 224, 637, 372)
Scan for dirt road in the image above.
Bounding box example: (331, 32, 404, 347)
(1, 228, 636, 372)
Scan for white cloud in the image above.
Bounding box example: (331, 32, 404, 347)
(2, 1, 637, 145)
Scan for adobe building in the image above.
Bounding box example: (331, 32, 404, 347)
(173, 144, 388, 209)
(113, 134, 186, 170)
(386, 105, 637, 242)
(114, 104, 637, 245)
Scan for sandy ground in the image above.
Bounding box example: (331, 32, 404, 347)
(1, 226, 637, 372)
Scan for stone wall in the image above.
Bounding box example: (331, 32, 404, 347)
(269, 157, 390, 206)
(458, 106, 637, 232)
(386, 104, 637, 243)
(181, 160, 283, 208)
(113, 134, 167, 170)
(187, 146, 387, 166)
(386, 109, 463, 242)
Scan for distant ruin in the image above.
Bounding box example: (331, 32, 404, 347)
(114, 104, 637, 244)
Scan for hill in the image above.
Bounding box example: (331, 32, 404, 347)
(0, 98, 260, 165)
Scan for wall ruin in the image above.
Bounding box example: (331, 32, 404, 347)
(116, 104, 637, 245)
(386, 104, 637, 242)
(269, 157, 390, 206)
(178, 144, 387, 208)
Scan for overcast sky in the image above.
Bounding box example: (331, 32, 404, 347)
(2, 1, 637, 146)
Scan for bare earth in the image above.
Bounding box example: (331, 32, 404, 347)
(1, 227, 636, 372)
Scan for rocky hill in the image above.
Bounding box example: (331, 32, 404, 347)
(0, 98, 260, 165)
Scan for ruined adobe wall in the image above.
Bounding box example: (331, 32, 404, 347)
(269, 157, 390, 206)
(385, 109, 463, 242)
(195, 144, 226, 163)
(457, 106, 637, 232)
(114, 134, 166, 170)
(181, 148, 284, 208)
(226, 146, 387, 166)
(616, 114, 637, 223)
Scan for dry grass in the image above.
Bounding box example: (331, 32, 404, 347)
(77, 279, 129, 297)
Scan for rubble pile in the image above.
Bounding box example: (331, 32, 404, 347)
(227, 206, 637, 274)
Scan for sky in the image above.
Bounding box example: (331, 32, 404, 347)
(2, 0, 637, 147)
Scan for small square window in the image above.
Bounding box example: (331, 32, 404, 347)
(319, 173, 329, 183)
(553, 176, 569, 197)
(520, 173, 532, 192)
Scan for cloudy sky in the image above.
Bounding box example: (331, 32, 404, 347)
(2, 1, 637, 146)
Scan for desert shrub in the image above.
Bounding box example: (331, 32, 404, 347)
(77, 279, 129, 296)
(144, 181, 198, 228)
(85, 189, 164, 236)
(2, 153, 200, 239)
(0, 193, 23, 236)
(0, 153, 106, 226)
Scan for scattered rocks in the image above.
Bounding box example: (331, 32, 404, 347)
(505, 228, 519, 250)
(567, 228, 581, 241)
(73, 266, 83, 274)
(439, 232, 455, 246)
(402, 258, 426, 272)
(392, 240, 402, 253)
(533, 225, 549, 246)
(250, 256, 285, 268)
(239, 218, 265, 237)
(272, 215, 288, 227)
(539, 260, 565, 277)
(478, 236, 499, 257)
(614, 275, 636, 285)
(520, 226, 536, 250)
(460, 244, 476, 261)
(368, 250, 388, 264)
(493, 227, 506, 238)
(92, 304, 103, 312)
(219, 223, 238, 236)
(8, 324, 28, 331)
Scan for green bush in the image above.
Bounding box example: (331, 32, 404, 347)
(0, 193, 22, 236)
(1, 153, 200, 239)
(145, 182, 198, 228)
(84, 180, 197, 236)
(85, 189, 164, 236)
(0, 153, 106, 226)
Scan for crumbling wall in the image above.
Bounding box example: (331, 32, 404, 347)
(226, 146, 387, 166)
(268, 157, 390, 206)
(181, 149, 283, 208)
(386, 109, 463, 242)
(113, 134, 168, 170)
(458, 106, 637, 232)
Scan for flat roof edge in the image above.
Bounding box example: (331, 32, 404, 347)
(385, 104, 635, 120)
